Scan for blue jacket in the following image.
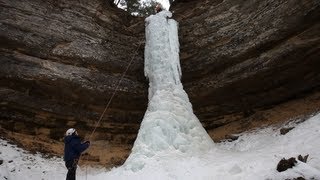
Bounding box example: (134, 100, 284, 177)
(64, 135, 89, 162)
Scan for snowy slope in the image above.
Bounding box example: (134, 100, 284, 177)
(1, 113, 320, 180)
(0, 139, 66, 180)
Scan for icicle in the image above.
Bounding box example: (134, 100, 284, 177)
(125, 10, 214, 171)
(168, 19, 182, 83)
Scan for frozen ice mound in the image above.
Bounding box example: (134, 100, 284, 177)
(124, 10, 214, 171)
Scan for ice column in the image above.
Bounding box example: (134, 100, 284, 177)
(124, 11, 214, 171)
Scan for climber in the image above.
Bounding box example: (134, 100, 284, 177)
(64, 128, 90, 180)
(155, 3, 163, 13)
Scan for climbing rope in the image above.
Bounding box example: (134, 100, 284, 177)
(80, 40, 142, 179)
(89, 41, 142, 141)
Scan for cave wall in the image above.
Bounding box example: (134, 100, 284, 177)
(174, 0, 320, 130)
(0, 0, 147, 146)
(1, 0, 320, 165)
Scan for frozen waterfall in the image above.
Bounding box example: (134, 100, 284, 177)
(124, 10, 214, 171)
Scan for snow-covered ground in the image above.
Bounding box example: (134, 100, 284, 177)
(1, 113, 320, 180)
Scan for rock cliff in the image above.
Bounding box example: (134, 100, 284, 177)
(1, 0, 319, 166)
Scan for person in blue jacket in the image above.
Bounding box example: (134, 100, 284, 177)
(64, 128, 90, 180)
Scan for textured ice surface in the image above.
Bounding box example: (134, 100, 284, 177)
(124, 11, 214, 171)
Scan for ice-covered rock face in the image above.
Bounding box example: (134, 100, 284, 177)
(124, 11, 214, 171)
(144, 11, 182, 100)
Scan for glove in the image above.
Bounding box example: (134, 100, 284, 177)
(84, 141, 90, 145)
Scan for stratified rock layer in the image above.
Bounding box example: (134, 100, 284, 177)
(174, 0, 320, 130)
(0, 0, 146, 143)
(1, 0, 319, 166)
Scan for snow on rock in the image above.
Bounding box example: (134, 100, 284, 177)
(124, 10, 214, 171)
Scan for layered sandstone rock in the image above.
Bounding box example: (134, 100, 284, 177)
(0, 0, 147, 165)
(175, 0, 320, 129)
(1, 0, 319, 166)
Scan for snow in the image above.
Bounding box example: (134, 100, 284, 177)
(1, 113, 320, 180)
(1, 10, 320, 180)
(0, 140, 66, 180)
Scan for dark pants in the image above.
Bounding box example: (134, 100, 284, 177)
(65, 159, 78, 180)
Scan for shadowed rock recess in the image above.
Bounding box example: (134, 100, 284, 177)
(1, 0, 320, 166)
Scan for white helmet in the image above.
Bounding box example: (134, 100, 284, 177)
(65, 128, 77, 136)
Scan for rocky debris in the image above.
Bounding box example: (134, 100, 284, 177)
(276, 154, 309, 172)
(225, 134, 239, 142)
(82, 152, 100, 162)
(110, 156, 126, 167)
(297, 154, 309, 163)
(277, 157, 297, 172)
(286, 177, 305, 180)
(280, 127, 295, 135)
(293, 177, 305, 180)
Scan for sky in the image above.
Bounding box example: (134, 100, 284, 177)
(140, 0, 170, 10)
(156, 0, 170, 10)
(118, 0, 170, 13)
